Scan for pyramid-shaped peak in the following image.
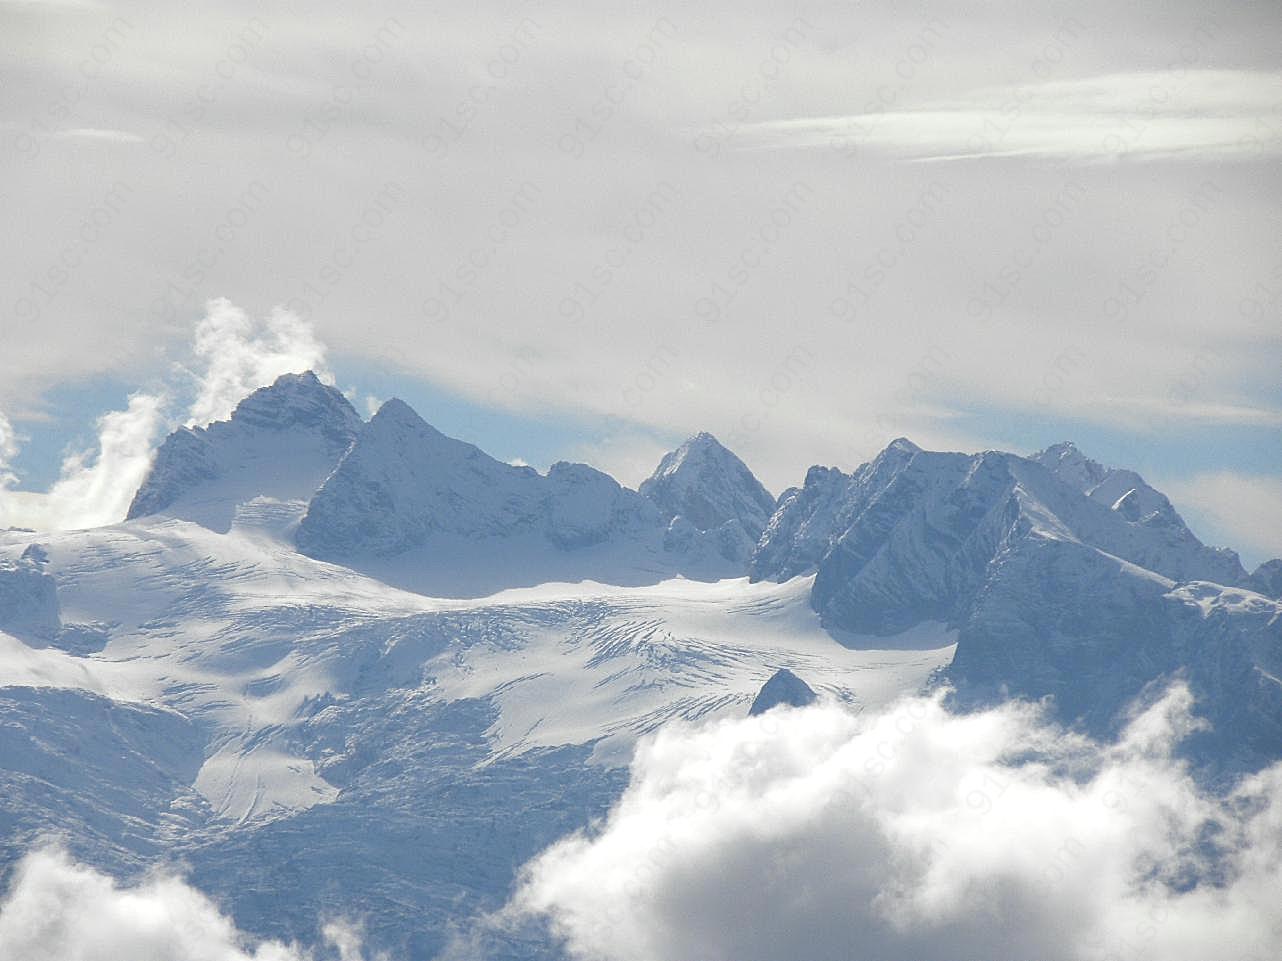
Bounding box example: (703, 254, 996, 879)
(640, 432, 774, 536)
(866, 437, 923, 469)
(650, 431, 760, 476)
(369, 397, 424, 426)
(660, 431, 735, 469)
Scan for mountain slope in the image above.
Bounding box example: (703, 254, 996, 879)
(296, 397, 547, 557)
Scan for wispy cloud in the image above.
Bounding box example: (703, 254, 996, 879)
(738, 70, 1282, 161)
(0, 393, 164, 531)
(185, 298, 332, 427)
(55, 127, 144, 144)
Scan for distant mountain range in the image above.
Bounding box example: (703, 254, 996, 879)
(124, 370, 1282, 771)
(2, 369, 1278, 956)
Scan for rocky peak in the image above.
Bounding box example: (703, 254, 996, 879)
(223, 370, 361, 443)
(748, 668, 818, 715)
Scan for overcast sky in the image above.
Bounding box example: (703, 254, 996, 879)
(1, 0, 1279, 562)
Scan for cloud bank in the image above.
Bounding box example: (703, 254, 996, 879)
(0, 847, 377, 961)
(513, 685, 1282, 961)
(0, 300, 331, 532)
(4, 1, 1280, 498)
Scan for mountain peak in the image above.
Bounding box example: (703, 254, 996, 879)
(127, 372, 361, 525)
(369, 397, 421, 426)
(654, 432, 732, 472)
(224, 370, 358, 437)
(1031, 440, 1110, 491)
(640, 433, 775, 538)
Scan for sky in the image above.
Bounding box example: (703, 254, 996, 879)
(0, 0, 1279, 562)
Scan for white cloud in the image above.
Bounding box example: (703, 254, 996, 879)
(1164, 470, 1282, 565)
(0, 411, 21, 489)
(186, 299, 332, 427)
(56, 128, 146, 144)
(0, 393, 165, 531)
(0, 847, 380, 961)
(1, 5, 1278, 496)
(512, 685, 1282, 961)
(0, 300, 333, 532)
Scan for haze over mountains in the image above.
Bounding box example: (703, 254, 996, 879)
(1, 369, 1280, 957)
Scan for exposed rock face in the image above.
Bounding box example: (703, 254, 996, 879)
(748, 668, 818, 715)
(296, 401, 665, 561)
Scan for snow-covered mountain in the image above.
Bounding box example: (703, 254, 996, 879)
(748, 437, 1281, 768)
(295, 398, 668, 558)
(0, 374, 1278, 956)
(294, 407, 771, 593)
(127, 371, 362, 531)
